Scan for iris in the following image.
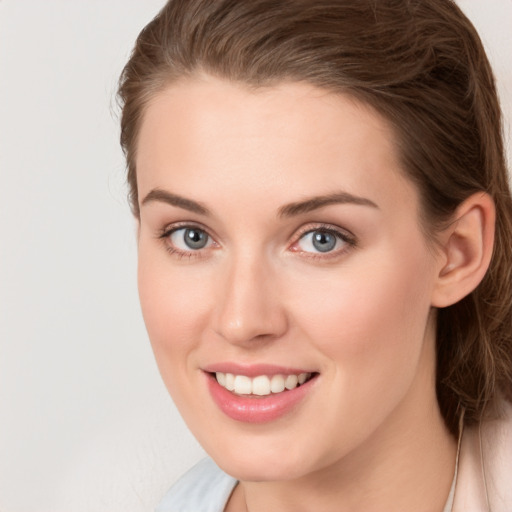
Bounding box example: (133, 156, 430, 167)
(184, 228, 209, 249)
(312, 231, 337, 252)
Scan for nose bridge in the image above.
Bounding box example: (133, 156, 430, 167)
(213, 248, 287, 345)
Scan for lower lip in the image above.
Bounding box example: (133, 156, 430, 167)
(206, 373, 317, 423)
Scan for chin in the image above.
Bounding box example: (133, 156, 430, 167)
(218, 458, 307, 482)
(204, 435, 321, 482)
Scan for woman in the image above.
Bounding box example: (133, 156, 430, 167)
(118, 1, 512, 510)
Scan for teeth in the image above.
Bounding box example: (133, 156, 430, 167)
(234, 375, 252, 395)
(225, 373, 235, 391)
(252, 375, 270, 396)
(215, 372, 312, 396)
(216, 372, 226, 387)
(270, 374, 285, 393)
(285, 374, 298, 390)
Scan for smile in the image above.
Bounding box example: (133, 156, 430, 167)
(205, 367, 319, 423)
(215, 372, 313, 396)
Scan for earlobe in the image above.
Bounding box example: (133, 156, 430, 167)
(431, 193, 495, 308)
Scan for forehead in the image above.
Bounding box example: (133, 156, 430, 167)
(135, 76, 417, 217)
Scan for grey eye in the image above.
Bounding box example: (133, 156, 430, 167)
(312, 231, 337, 252)
(170, 227, 210, 250)
(298, 229, 343, 253)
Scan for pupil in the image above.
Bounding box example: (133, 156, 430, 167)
(185, 229, 207, 249)
(312, 231, 336, 252)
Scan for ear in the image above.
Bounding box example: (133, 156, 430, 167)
(431, 192, 495, 308)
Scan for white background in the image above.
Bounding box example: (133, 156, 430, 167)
(0, 2, 510, 511)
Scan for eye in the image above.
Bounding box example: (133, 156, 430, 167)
(168, 227, 212, 251)
(295, 228, 352, 255)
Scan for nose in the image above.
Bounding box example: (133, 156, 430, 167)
(212, 253, 288, 346)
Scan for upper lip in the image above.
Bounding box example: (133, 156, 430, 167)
(202, 362, 316, 377)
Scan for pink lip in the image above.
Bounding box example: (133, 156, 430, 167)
(204, 370, 318, 424)
(203, 362, 315, 377)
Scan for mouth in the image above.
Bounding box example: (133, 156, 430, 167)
(212, 371, 316, 397)
(204, 367, 319, 423)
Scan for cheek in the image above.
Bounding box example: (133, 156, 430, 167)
(282, 247, 436, 454)
(289, 243, 435, 377)
(137, 247, 212, 366)
(137, 250, 216, 423)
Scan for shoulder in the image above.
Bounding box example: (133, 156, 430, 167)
(156, 457, 238, 512)
(482, 398, 512, 510)
(455, 398, 512, 512)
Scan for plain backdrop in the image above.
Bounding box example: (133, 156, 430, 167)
(0, 1, 510, 512)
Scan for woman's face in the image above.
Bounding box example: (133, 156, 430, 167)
(136, 77, 443, 481)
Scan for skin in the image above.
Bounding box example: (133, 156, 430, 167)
(136, 77, 459, 512)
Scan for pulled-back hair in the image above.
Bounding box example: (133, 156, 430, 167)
(118, 0, 512, 434)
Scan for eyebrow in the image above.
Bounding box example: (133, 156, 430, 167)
(140, 188, 378, 217)
(141, 188, 211, 216)
(278, 191, 378, 217)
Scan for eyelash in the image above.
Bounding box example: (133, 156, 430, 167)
(157, 222, 214, 260)
(291, 224, 357, 261)
(157, 222, 357, 261)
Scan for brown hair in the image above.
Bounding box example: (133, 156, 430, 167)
(118, 0, 512, 434)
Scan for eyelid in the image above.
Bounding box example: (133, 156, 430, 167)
(289, 223, 357, 258)
(156, 221, 356, 260)
(157, 221, 219, 259)
(158, 220, 215, 239)
(293, 222, 355, 241)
